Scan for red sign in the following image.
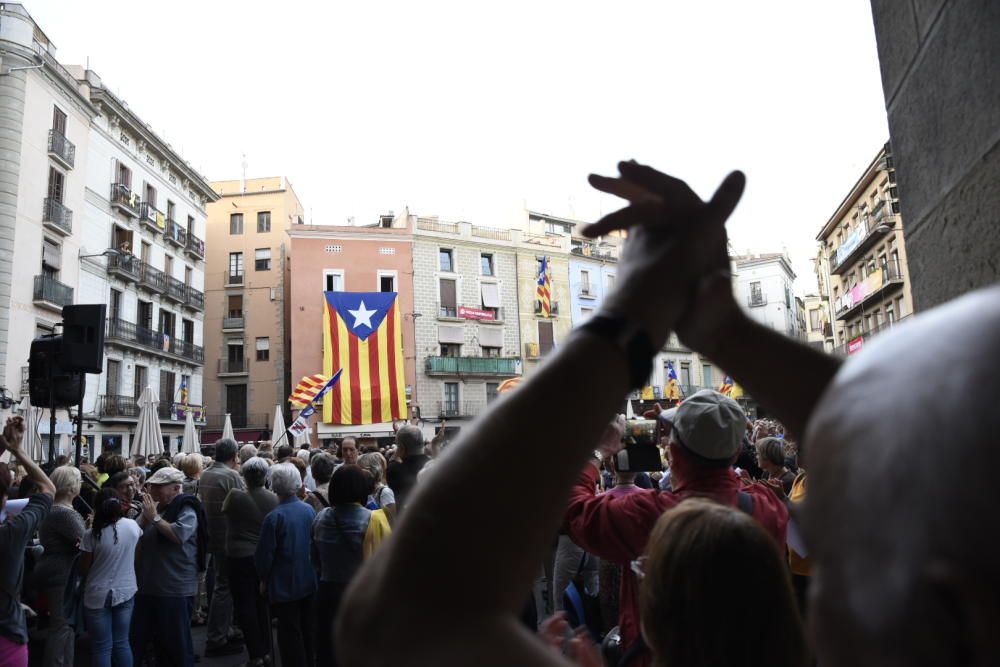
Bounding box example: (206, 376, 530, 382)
(847, 336, 865, 355)
(458, 306, 496, 321)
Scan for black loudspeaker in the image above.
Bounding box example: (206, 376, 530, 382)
(61, 304, 106, 373)
(29, 336, 85, 407)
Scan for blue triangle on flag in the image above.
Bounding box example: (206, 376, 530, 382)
(324, 291, 397, 342)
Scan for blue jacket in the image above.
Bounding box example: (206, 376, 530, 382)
(254, 496, 317, 603)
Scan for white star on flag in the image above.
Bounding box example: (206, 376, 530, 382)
(348, 300, 376, 330)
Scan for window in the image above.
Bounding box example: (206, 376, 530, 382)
(890, 250, 901, 277)
(230, 213, 244, 235)
(784, 286, 792, 310)
(180, 375, 191, 404)
(702, 364, 713, 389)
(580, 269, 592, 294)
(538, 320, 555, 356)
(164, 255, 174, 278)
(544, 221, 566, 235)
(809, 309, 821, 331)
(106, 359, 121, 396)
(255, 248, 271, 271)
(256, 337, 270, 362)
(887, 308, 896, 325)
(229, 252, 244, 278)
(439, 278, 457, 317)
(324, 270, 344, 292)
(440, 343, 461, 357)
(606, 274, 616, 291)
(228, 295, 243, 318)
(443, 383, 460, 415)
(482, 346, 501, 358)
(182, 319, 194, 343)
(439, 249, 454, 272)
(187, 215, 195, 234)
(133, 365, 147, 399)
(680, 362, 692, 388)
(137, 300, 153, 329)
(184, 266, 193, 287)
(145, 183, 156, 208)
(227, 343, 245, 373)
(159, 310, 175, 338)
(42, 237, 61, 272)
(480, 253, 494, 276)
(750, 281, 764, 305)
(580, 306, 594, 321)
(47, 167, 65, 202)
(109, 289, 122, 321)
(480, 282, 501, 319)
(166, 200, 176, 222)
(160, 370, 175, 408)
(112, 225, 133, 253)
(140, 241, 151, 264)
(378, 272, 396, 292)
(116, 162, 132, 188)
(52, 106, 67, 134)
(257, 211, 271, 233)
(486, 382, 500, 404)
(226, 385, 248, 425)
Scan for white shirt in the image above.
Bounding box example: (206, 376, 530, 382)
(80, 518, 142, 609)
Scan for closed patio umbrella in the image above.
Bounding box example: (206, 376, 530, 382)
(131, 386, 163, 460)
(182, 409, 200, 453)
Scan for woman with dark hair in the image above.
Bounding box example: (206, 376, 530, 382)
(100, 456, 127, 485)
(311, 466, 391, 666)
(755, 437, 795, 495)
(106, 472, 142, 520)
(81, 488, 142, 667)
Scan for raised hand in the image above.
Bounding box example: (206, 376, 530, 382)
(586, 161, 744, 348)
(595, 414, 626, 459)
(3, 416, 25, 453)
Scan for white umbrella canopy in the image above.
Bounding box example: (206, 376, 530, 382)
(272, 405, 286, 443)
(131, 386, 163, 460)
(222, 413, 235, 442)
(19, 397, 44, 461)
(182, 409, 199, 453)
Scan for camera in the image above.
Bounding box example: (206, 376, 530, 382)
(614, 418, 663, 472)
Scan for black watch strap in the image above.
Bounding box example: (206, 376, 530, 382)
(578, 314, 656, 389)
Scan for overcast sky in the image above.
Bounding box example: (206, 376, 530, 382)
(26, 0, 888, 293)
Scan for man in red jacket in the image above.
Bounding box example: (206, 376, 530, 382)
(565, 390, 788, 667)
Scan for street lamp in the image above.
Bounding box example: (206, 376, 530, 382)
(79, 248, 123, 261)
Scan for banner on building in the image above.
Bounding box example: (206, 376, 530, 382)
(458, 306, 496, 321)
(323, 292, 407, 425)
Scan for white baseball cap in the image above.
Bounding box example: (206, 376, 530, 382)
(657, 390, 746, 463)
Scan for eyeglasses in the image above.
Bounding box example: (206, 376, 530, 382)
(630, 556, 648, 580)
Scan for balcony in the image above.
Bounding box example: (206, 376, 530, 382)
(185, 286, 205, 311)
(107, 253, 141, 282)
(416, 218, 458, 234)
(110, 183, 140, 218)
(433, 401, 484, 419)
(533, 300, 560, 315)
(185, 233, 205, 259)
(98, 395, 140, 420)
(834, 313, 912, 355)
(571, 240, 619, 261)
(835, 264, 906, 321)
(425, 356, 521, 377)
(105, 317, 204, 365)
(828, 214, 896, 276)
(164, 275, 187, 304)
(472, 225, 511, 242)
(165, 220, 187, 248)
(140, 202, 164, 233)
(42, 198, 72, 236)
(33, 274, 73, 312)
(222, 315, 245, 331)
(747, 294, 767, 308)
(47, 129, 75, 169)
(218, 358, 249, 376)
(225, 272, 245, 287)
(138, 262, 166, 294)
(206, 413, 268, 430)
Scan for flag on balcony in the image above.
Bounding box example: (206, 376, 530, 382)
(665, 361, 682, 401)
(536, 256, 552, 317)
(718, 375, 734, 396)
(155, 211, 166, 229)
(323, 292, 407, 425)
(179, 376, 189, 405)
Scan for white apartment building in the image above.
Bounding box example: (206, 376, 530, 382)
(732, 253, 800, 338)
(0, 5, 217, 458)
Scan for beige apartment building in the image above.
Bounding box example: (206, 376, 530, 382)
(203, 177, 304, 442)
(815, 143, 914, 356)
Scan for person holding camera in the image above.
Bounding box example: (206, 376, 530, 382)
(0, 416, 56, 667)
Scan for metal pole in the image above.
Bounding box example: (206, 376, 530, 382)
(47, 358, 56, 464)
(75, 388, 84, 467)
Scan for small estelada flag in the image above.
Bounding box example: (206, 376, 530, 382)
(289, 374, 332, 408)
(718, 375, 734, 396)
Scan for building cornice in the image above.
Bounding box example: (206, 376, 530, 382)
(816, 144, 887, 241)
(288, 226, 413, 242)
(89, 88, 219, 203)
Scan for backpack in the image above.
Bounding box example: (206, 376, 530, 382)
(562, 552, 603, 641)
(162, 493, 210, 572)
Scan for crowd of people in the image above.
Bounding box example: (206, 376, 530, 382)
(2, 159, 998, 667)
(0, 428, 429, 667)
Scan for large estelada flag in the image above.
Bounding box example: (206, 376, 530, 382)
(323, 291, 406, 424)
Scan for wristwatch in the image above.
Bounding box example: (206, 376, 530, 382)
(152, 514, 163, 524)
(578, 313, 656, 389)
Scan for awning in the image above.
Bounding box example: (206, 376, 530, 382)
(438, 325, 464, 344)
(478, 326, 504, 348)
(201, 429, 264, 444)
(481, 282, 501, 308)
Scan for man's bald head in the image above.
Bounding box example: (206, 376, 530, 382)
(803, 285, 1000, 666)
(396, 425, 425, 458)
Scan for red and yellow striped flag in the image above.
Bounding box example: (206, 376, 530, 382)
(288, 374, 331, 408)
(323, 291, 406, 425)
(536, 256, 551, 317)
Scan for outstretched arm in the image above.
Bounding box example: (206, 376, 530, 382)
(338, 164, 746, 667)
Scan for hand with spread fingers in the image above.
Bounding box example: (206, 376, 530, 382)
(586, 160, 745, 349)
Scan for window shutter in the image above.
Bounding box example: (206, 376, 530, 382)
(440, 278, 457, 308)
(480, 282, 501, 308)
(438, 325, 464, 344)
